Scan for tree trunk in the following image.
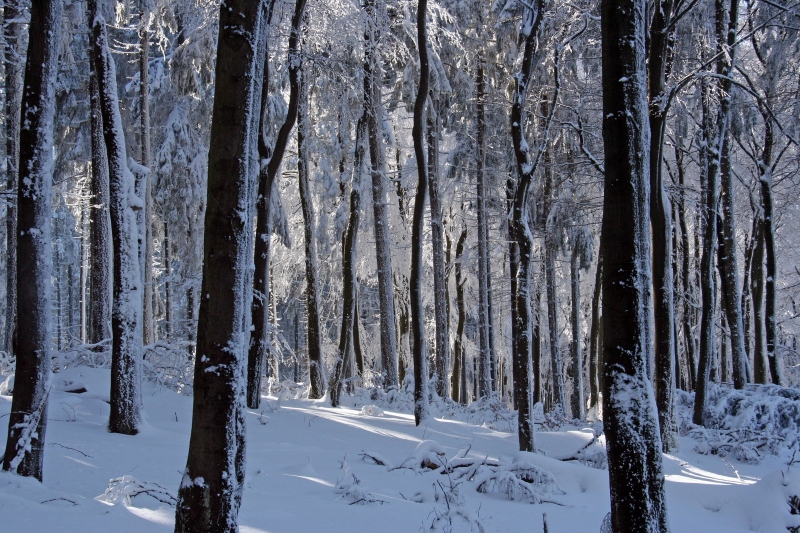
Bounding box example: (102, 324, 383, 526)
(476, 59, 492, 399)
(411, 0, 431, 425)
(751, 219, 768, 383)
(453, 228, 467, 404)
(2, 0, 63, 481)
(3, 0, 24, 355)
(427, 100, 449, 399)
(694, 77, 718, 426)
(330, 118, 366, 407)
(675, 140, 697, 390)
(93, 11, 143, 436)
(164, 222, 173, 338)
(364, 0, 398, 391)
(570, 248, 585, 420)
(647, 0, 677, 451)
(510, 0, 544, 452)
(173, 2, 268, 530)
(600, 0, 668, 527)
(588, 253, 602, 411)
(140, 7, 155, 346)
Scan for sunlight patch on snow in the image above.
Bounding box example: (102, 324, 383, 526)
(283, 406, 421, 443)
(282, 474, 335, 487)
(124, 505, 174, 525)
(666, 461, 756, 486)
(63, 455, 99, 468)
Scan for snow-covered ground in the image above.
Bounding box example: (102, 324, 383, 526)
(1, 368, 798, 532)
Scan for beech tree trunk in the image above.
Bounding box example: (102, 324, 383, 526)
(93, 10, 143, 436)
(3, 0, 24, 356)
(569, 248, 584, 420)
(88, 17, 113, 348)
(364, 0, 398, 391)
(452, 228, 467, 404)
(411, 0, 431, 425)
(427, 100, 449, 399)
(647, 0, 677, 451)
(140, 5, 155, 346)
(174, 2, 268, 530)
(2, 0, 62, 481)
(476, 59, 492, 398)
(330, 119, 366, 407)
(510, 0, 544, 452)
(600, 0, 668, 527)
(588, 253, 602, 411)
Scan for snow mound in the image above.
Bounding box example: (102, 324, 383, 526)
(95, 475, 177, 507)
(392, 440, 448, 472)
(474, 453, 566, 504)
(360, 404, 384, 417)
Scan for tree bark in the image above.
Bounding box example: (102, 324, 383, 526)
(647, 0, 677, 451)
(174, 1, 268, 530)
(751, 219, 768, 383)
(88, 25, 113, 348)
(427, 100, 449, 399)
(600, 0, 668, 527)
(2, 0, 61, 481)
(453, 228, 467, 404)
(411, 0, 431, 425)
(510, 0, 544, 452)
(364, 0, 398, 391)
(476, 59, 492, 398)
(3, 0, 24, 356)
(588, 253, 602, 410)
(569, 248, 585, 420)
(330, 119, 366, 407)
(140, 5, 155, 346)
(93, 11, 144, 436)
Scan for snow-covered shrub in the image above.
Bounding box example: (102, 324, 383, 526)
(266, 377, 308, 400)
(392, 440, 448, 472)
(474, 455, 565, 504)
(95, 475, 177, 507)
(334, 460, 384, 505)
(141, 341, 195, 394)
(360, 404, 384, 417)
(0, 350, 13, 375)
(677, 383, 800, 462)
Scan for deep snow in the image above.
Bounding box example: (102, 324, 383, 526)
(1, 367, 798, 532)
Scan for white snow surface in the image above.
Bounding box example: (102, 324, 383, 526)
(1, 367, 798, 532)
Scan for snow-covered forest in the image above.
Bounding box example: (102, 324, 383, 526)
(2, 0, 800, 531)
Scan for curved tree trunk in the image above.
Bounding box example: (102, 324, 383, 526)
(411, 0, 431, 425)
(2, 0, 62, 481)
(510, 0, 544, 452)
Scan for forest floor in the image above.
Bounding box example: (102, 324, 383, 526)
(1, 367, 798, 532)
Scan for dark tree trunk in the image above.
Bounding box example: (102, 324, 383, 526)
(174, 2, 268, 530)
(140, 8, 155, 346)
(647, 0, 677, 451)
(569, 248, 584, 420)
(2, 0, 62, 481)
(411, 0, 431, 425)
(364, 0, 398, 391)
(476, 59, 492, 398)
(93, 10, 143, 436)
(330, 118, 366, 407)
(164, 222, 173, 338)
(600, 0, 668, 528)
(88, 33, 113, 348)
(675, 141, 697, 390)
(452, 228, 467, 404)
(751, 219, 768, 383)
(588, 253, 602, 410)
(694, 78, 718, 426)
(427, 100, 449, 398)
(3, 0, 24, 356)
(510, 0, 544, 452)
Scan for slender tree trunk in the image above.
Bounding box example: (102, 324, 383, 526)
(2, 0, 63, 481)
(758, 119, 783, 385)
(174, 1, 268, 530)
(675, 141, 697, 390)
(3, 0, 24, 355)
(164, 222, 173, 338)
(427, 100, 449, 398)
(476, 59, 492, 398)
(330, 119, 366, 407)
(411, 0, 431, 425)
(140, 6, 155, 346)
(588, 253, 602, 411)
(80, 208, 89, 343)
(647, 0, 677, 451)
(93, 11, 143, 436)
(600, 0, 668, 527)
(752, 219, 768, 383)
(453, 228, 467, 404)
(570, 248, 585, 419)
(510, 0, 544, 452)
(364, 0, 398, 391)
(694, 77, 718, 426)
